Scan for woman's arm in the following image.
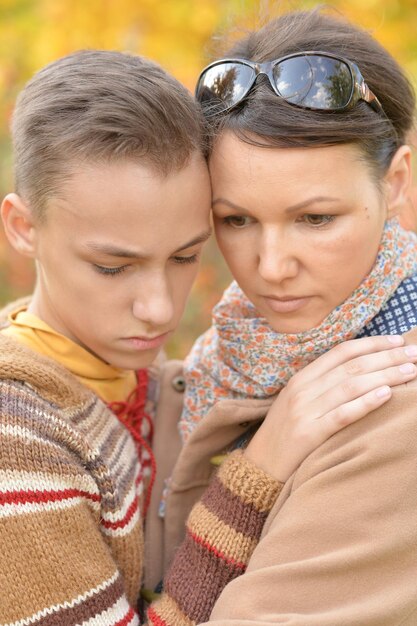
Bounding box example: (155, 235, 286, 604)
(205, 385, 417, 625)
(147, 335, 417, 625)
(147, 450, 281, 625)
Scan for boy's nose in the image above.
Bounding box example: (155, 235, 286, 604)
(132, 277, 175, 329)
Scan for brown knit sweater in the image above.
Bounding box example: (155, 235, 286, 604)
(0, 301, 282, 624)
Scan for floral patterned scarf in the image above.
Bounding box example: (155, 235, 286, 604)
(179, 219, 417, 442)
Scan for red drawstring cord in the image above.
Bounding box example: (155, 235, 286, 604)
(108, 369, 157, 519)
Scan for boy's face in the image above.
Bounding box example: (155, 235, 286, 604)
(27, 156, 211, 369)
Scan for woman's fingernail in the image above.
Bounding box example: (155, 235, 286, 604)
(404, 345, 417, 357)
(399, 363, 416, 374)
(375, 386, 391, 398)
(388, 335, 403, 345)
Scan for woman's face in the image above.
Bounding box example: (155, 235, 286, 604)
(210, 132, 390, 333)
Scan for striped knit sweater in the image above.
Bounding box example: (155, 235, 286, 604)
(0, 304, 282, 625)
(147, 451, 282, 625)
(0, 332, 144, 624)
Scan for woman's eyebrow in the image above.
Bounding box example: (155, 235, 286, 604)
(213, 196, 339, 214)
(284, 196, 340, 214)
(212, 198, 248, 212)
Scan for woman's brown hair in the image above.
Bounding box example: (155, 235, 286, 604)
(205, 8, 415, 179)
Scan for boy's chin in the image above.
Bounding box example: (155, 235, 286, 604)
(100, 346, 163, 371)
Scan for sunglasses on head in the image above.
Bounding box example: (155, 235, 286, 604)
(195, 51, 382, 115)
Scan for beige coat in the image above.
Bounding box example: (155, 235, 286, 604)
(145, 328, 417, 625)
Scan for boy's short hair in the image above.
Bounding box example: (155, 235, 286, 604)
(12, 49, 205, 219)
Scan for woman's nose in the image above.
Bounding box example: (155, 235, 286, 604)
(257, 232, 299, 284)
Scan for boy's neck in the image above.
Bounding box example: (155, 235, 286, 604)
(28, 285, 74, 342)
(27, 285, 114, 367)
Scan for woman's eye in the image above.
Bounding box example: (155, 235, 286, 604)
(173, 254, 198, 265)
(223, 215, 251, 228)
(302, 214, 335, 226)
(93, 264, 128, 276)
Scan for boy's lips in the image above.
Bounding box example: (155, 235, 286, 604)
(123, 332, 171, 351)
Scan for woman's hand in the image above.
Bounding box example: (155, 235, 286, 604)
(244, 335, 417, 482)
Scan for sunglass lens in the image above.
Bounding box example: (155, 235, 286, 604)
(196, 63, 254, 111)
(273, 55, 353, 110)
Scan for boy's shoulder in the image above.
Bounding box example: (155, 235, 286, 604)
(0, 295, 31, 330)
(0, 297, 92, 410)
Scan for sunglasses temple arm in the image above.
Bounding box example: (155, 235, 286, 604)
(361, 81, 382, 113)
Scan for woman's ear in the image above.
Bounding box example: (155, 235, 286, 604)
(384, 145, 412, 219)
(1, 193, 37, 258)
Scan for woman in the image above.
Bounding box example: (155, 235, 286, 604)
(147, 8, 417, 625)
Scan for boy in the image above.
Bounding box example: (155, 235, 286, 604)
(0, 49, 212, 622)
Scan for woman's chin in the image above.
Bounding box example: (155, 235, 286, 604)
(265, 311, 329, 335)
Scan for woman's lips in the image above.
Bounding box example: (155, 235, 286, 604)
(123, 332, 170, 351)
(262, 296, 311, 314)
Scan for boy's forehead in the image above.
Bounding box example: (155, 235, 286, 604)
(59, 153, 207, 192)
(41, 157, 211, 248)
(49, 155, 207, 206)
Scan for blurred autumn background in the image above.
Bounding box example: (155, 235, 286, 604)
(0, 0, 416, 357)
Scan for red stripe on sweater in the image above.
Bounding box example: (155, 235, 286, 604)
(101, 496, 139, 530)
(113, 607, 136, 626)
(187, 528, 247, 571)
(147, 606, 168, 626)
(0, 488, 100, 507)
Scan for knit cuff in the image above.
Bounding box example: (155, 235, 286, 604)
(217, 449, 284, 512)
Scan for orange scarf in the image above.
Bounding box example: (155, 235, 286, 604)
(180, 219, 417, 442)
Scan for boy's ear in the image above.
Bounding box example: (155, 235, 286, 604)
(1, 193, 37, 258)
(384, 145, 412, 219)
